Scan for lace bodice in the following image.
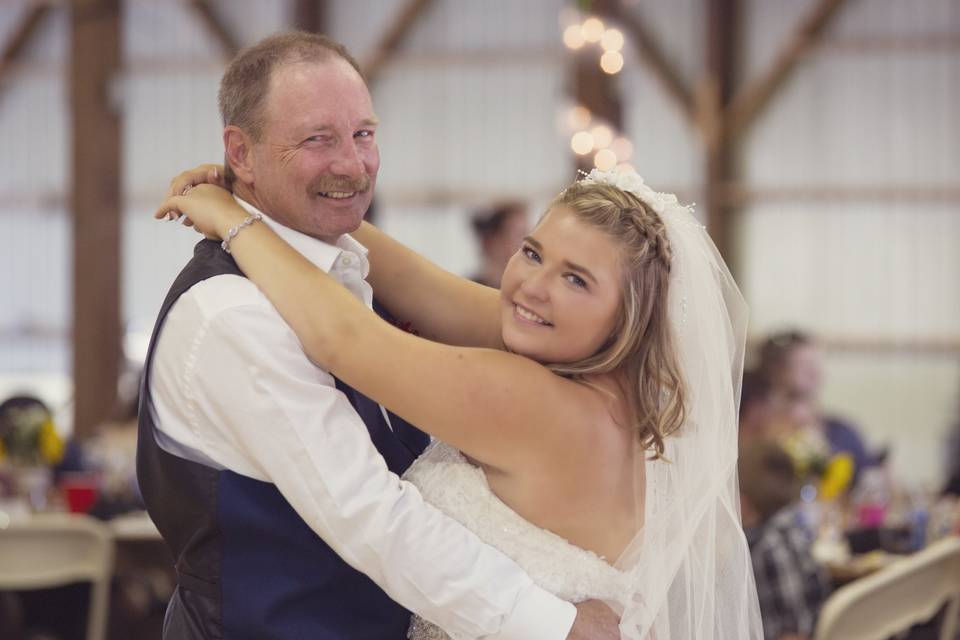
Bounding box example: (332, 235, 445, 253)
(403, 441, 627, 640)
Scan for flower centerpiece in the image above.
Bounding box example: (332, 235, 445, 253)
(0, 397, 65, 467)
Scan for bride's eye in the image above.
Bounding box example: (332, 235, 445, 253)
(521, 246, 541, 263)
(565, 273, 588, 289)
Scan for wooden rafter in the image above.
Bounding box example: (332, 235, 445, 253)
(702, 0, 740, 268)
(0, 1, 53, 99)
(725, 0, 849, 138)
(594, 0, 696, 126)
(71, 0, 123, 438)
(363, 0, 436, 85)
(292, 0, 326, 33)
(185, 0, 239, 61)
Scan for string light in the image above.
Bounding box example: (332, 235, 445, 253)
(571, 131, 595, 155)
(563, 24, 585, 49)
(566, 105, 592, 131)
(559, 14, 635, 167)
(590, 124, 613, 149)
(594, 149, 617, 171)
(600, 50, 624, 74)
(610, 136, 634, 162)
(581, 17, 605, 43)
(600, 29, 624, 52)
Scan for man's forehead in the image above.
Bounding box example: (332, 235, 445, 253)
(264, 59, 375, 129)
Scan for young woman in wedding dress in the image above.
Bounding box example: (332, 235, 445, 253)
(156, 165, 761, 639)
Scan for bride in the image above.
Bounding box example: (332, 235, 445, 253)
(157, 165, 762, 639)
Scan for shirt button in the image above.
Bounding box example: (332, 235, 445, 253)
(341, 255, 353, 266)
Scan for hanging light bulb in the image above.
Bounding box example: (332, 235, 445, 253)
(610, 136, 634, 162)
(566, 105, 592, 131)
(600, 29, 624, 52)
(594, 149, 617, 171)
(600, 50, 624, 74)
(571, 131, 595, 155)
(589, 124, 614, 149)
(563, 24, 586, 49)
(581, 17, 605, 43)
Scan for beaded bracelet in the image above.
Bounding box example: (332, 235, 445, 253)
(221, 212, 263, 254)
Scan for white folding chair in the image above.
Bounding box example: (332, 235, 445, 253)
(0, 513, 115, 640)
(814, 535, 960, 640)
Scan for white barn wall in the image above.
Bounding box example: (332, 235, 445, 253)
(740, 0, 960, 484)
(0, 0, 957, 485)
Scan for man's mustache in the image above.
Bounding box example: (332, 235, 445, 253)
(310, 174, 372, 194)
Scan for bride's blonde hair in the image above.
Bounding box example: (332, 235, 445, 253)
(544, 180, 686, 458)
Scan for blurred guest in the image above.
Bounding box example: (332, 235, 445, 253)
(760, 330, 872, 486)
(740, 439, 831, 640)
(739, 369, 774, 445)
(943, 401, 960, 497)
(469, 200, 528, 287)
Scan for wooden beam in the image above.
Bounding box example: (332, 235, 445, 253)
(71, 0, 123, 438)
(703, 0, 740, 270)
(821, 33, 960, 54)
(184, 0, 239, 61)
(363, 0, 436, 85)
(0, 1, 53, 102)
(593, 1, 696, 126)
(725, 0, 848, 138)
(291, 0, 326, 33)
(750, 336, 960, 357)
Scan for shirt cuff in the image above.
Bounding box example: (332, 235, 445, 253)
(487, 585, 576, 640)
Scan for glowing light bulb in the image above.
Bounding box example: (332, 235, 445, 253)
(594, 149, 617, 171)
(566, 105, 592, 131)
(571, 131, 595, 155)
(610, 136, 634, 162)
(581, 17, 605, 43)
(590, 124, 613, 149)
(563, 24, 585, 49)
(601, 29, 624, 52)
(600, 50, 624, 74)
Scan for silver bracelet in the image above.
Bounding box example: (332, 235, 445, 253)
(221, 212, 263, 254)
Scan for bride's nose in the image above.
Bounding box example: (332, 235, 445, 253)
(519, 269, 550, 302)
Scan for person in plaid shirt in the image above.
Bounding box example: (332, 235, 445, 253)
(740, 439, 832, 640)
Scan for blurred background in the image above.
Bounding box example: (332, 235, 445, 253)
(0, 0, 958, 637)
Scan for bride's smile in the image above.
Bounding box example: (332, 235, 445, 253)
(499, 205, 622, 365)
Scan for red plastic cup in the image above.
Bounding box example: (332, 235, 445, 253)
(61, 474, 100, 513)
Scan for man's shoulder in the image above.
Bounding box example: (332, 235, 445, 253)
(171, 273, 278, 325)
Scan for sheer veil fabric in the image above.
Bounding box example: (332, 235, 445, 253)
(580, 170, 763, 639)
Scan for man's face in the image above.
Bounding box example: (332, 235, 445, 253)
(245, 58, 379, 242)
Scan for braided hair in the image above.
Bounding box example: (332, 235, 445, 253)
(542, 180, 685, 458)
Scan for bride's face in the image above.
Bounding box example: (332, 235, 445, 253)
(499, 206, 622, 364)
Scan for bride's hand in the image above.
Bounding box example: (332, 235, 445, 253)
(166, 163, 227, 198)
(154, 183, 247, 239)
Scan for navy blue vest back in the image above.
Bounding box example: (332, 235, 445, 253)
(137, 239, 430, 639)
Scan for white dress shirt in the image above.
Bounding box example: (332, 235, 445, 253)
(147, 198, 577, 639)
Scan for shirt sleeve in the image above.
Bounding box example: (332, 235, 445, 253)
(175, 296, 577, 640)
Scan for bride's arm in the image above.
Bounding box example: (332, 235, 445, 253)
(157, 185, 595, 473)
(164, 165, 503, 349)
(351, 221, 503, 348)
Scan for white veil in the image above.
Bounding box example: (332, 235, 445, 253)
(579, 169, 763, 639)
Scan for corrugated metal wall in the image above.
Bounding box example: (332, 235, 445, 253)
(0, 0, 957, 483)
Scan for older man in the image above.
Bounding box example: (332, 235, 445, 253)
(138, 32, 617, 639)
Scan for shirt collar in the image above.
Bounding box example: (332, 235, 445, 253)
(233, 196, 369, 276)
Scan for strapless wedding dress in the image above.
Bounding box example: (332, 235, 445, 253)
(403, 441, 627, 640)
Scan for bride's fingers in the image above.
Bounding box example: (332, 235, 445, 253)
(206, 166, 224, 189)
(154, 195, 184, 220)
(166, 164, 220, 198)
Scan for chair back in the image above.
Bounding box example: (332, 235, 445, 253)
(0, 513, 114, 640)
(814, 535, 960, 640)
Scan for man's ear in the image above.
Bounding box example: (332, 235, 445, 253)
(224, 125, 256, 184)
